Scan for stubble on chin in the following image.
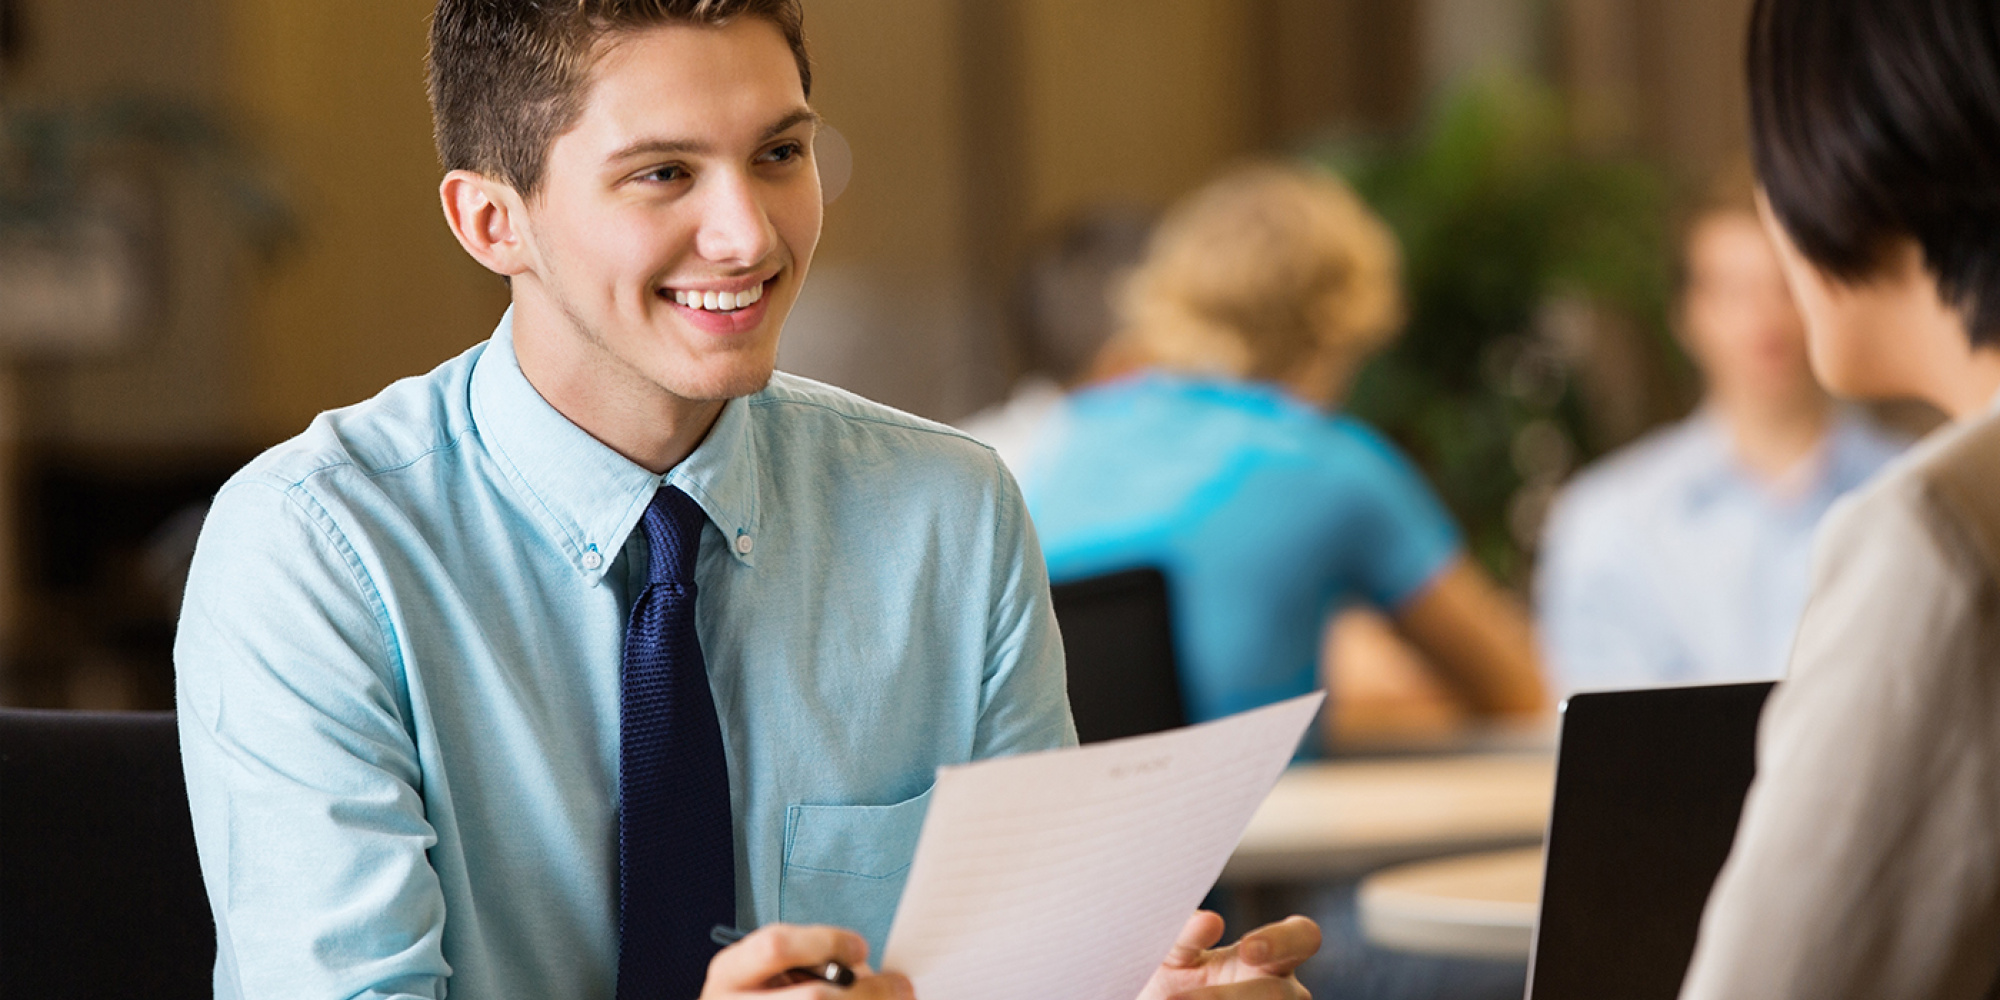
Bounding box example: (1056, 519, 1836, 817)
(560, 297, 779, 401)
(683, 361, 779, 403)
(663, 323, 787, 401)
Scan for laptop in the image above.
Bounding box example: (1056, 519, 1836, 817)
(1525, 681, 1775, 1000)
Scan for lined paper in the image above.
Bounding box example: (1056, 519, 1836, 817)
(879, 692, 1324, 1000)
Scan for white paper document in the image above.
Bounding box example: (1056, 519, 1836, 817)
(880, 691, 1325, 1000)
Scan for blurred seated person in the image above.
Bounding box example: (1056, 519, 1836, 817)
(1323, 607, 1491, 750)
(1020, 162, 1547, 743)
(1535, 162, 1904, 692)
(958, 206, 1155, 471)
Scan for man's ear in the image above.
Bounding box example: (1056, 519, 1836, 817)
(440, 169, 533, 277)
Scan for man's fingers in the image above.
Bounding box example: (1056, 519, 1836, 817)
(1162, 909, 1229, 967)
(1167, 977, 1309, 1000)
(705, 923, 871, 991)
(765, 970, 914, 1000)
(1234, 916, 1321, 975)
(847, 971, 914, 999)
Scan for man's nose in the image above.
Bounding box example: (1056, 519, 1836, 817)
(694, 171, 777, 266)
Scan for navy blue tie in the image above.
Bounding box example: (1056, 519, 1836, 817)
(617, 485, 734, 1000)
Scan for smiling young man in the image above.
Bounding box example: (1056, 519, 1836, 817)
(174, 3, 1317, 999)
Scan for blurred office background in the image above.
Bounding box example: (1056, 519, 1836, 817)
(0, 0, 1758, 709)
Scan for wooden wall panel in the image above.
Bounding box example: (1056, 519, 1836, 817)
(227, 0, 507, 442)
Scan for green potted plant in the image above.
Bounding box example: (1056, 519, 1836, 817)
(1319, 75, 1689, 585)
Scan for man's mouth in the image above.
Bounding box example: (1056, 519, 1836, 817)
(667, 281, 767, 313)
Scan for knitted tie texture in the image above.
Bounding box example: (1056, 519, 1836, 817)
(617, 485, 734, 1000)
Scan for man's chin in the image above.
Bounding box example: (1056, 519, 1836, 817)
(671, 359, 779, 404)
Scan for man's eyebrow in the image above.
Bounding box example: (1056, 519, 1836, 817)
(605, 108, 822, 165)
(759, 108, 823, 141)
(607, 136, 706, 162)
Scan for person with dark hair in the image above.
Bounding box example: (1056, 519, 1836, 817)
(174, 3, 1320, 999)
(1678, 0, 2000, 996)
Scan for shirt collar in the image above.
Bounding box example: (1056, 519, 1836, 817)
(469, 309, 762, 582)
(665, 379, 762, 569)
(1680, 406, 1882, 513)
(1674, 410, 1743, 509)
(1816, 406, 1896, 495)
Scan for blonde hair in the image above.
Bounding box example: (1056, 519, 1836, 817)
(1116, 162, 1403, 386)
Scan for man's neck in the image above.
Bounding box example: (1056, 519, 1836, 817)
(1710, 387, 1833, 491)
(1932, 347, 2000, 420)
(509, 299, 726, 475)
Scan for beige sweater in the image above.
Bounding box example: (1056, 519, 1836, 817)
(1680, 404, 2000, 1000)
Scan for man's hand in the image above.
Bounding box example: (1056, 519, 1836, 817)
(701, 924, 914, 999)
(1137, 911, 1321, 1000)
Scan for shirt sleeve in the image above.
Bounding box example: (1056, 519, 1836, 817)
(1333, 422, 1463, 611)
(1533, 481, 1690, 692)
(176, 478, 449, 1000)
(971, 455, 1079, 760)
(1678, 482, 2000, 1000)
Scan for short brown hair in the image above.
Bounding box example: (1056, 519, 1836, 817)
(1672, 154, 1760, 290)
(1692, 154, 1758, 224)
(427, 0, 810, 199)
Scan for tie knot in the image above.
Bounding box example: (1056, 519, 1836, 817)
(639, 485, 706, 585)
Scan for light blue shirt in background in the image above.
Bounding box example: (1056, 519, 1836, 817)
(1020, 375, 1462, 730)
(175, 312, 1074, 1000)
(1535, 408, 1904, 692)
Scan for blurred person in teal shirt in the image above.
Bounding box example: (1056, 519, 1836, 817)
(1022, 163, 1547, 746)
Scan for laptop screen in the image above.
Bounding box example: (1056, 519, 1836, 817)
(1525, 681, 1774, 1000)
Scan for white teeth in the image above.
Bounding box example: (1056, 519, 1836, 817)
(673, 282, 767, 311)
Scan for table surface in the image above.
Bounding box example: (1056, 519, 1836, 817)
(1356, 846, 1544, 961)
(1219, 753, 1556, 883)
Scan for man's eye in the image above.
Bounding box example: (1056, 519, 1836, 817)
(762, 142, 804, 164)
(643, 165, 688, 183)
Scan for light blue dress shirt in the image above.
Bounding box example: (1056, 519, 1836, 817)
(1021, 374, 1462, 730)
(175, 312, 1074, 1000)
(1535, 408, 1904, 692)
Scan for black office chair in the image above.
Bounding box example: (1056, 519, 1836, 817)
(0, 709, 215, 999)
(1049, 567, 1188, 743)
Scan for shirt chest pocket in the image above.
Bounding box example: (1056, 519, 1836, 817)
(779, 784, 933, 957)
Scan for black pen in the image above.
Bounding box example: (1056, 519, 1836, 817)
(710, 924, 858, 987)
